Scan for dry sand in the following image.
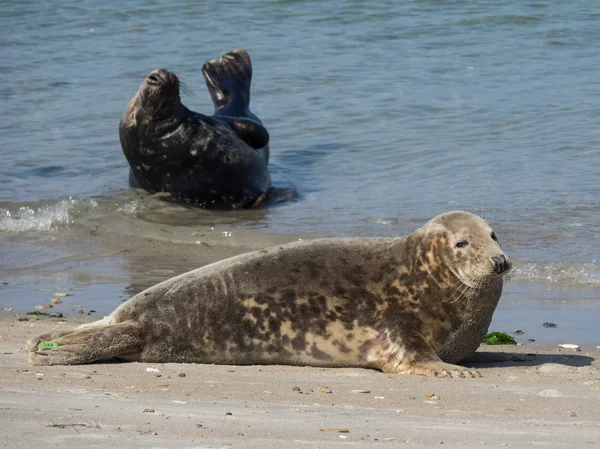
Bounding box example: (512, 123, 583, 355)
(1, 316, 599, 448)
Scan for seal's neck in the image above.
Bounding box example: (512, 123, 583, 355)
(142, 95, 184, 123)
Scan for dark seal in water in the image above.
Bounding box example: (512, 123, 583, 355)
(119, 50, 271, 208)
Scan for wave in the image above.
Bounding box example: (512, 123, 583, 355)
(0, 198, 96, 232)
(512, 261, 600, 286)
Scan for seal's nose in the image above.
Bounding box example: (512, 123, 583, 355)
(491, 254, 511, 274)
(146, 69, 170, 85)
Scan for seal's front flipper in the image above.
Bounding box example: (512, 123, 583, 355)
(374, 332, 481, 378)
(202, 49, 252, 113)
(27, 321, 142, 365)
(223, 117, 270, 150)
(399, 360, 481, 378)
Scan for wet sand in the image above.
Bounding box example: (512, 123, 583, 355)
(1, 316, 599, 448)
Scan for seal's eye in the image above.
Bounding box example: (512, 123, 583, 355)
(491, 232, 498, 242)
(455, 241, 468, 248)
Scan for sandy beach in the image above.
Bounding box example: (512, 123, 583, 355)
(1, 316, 598, 449)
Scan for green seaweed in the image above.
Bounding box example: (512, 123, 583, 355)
(26, 311, 49, 316)
(482, 331, 517, 345)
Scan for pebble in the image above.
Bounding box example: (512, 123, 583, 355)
(146, 367, 161, 373)
(54, 293, 69, 297)
(543, 322, 557, 328)
(374, 396, 385, 399)
(351, 389, 370, 394)
(173, 400, 187, 404)
(152, 373, 162, 378)
(538, 389, 563, 398)
(35, 305, 45, 310)
(425, 392, 435, 397)
(49, 312, 63, 318)
(292, 386, 301, 392)
(177, 373, 186, 377)
(50, 298, 62, 305)
(142, 408, 155, 414)
(225, 412, 233, 416)
(384, 438, 396, 441)
(77, 310, 84, 314)
(18, 317, 29, 322)
(527, 339, 536, 342)
(317, 386, 332, 394)
(4, 307, 13, 311)
(513, 330, 524, 335)
(320, 428, 349, 433)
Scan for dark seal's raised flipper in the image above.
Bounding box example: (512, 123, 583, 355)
(202, 50, 270, 163)
(202, 49, 253, 115)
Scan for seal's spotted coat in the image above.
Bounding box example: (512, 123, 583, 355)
(28, 211, 511, 378)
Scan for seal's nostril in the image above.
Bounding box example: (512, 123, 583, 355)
(491, 255, 510, 274)
(147, 73, 161, 85)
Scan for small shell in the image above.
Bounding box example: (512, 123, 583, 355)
(557, 344, 580, 350)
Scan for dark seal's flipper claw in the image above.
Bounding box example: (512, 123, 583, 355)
(223, 117, 269, 150)
(202, 49, 253, 112)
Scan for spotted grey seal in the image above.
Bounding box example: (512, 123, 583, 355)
(119, 49, 271, 208)
(27, 211, 511, 377)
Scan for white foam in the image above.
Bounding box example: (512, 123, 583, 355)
(513, 261, 600, 286)
(0, 198, 77, 232)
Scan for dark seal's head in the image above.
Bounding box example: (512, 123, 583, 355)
(405, 211, 512, 363)
(134, 69, 183, 121)
(122, 69, 184, 129)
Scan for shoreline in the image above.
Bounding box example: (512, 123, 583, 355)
(1, 317, 599, 448)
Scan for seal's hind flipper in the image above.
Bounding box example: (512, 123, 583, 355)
(223, 117, 269, 149)
(27, 321, 142, 365)
(202, 49, 253, 113)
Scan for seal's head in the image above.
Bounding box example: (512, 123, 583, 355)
(431, 211, 510, 281)
(403, 211, 512, 364)
(409, 211, 511, 302)
(136, 69, 182, 120)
